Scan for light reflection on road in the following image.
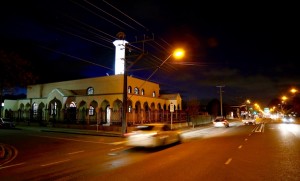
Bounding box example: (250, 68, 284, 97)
(278, 124, 300, 137)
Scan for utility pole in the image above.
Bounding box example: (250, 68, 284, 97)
(114, 32, 154, 136)
(216, 85, 225, 117)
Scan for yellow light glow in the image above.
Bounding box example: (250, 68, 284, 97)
(173, 48, 185, 59)
(290, 88, 298, 94)
(281, 96, 288, 101)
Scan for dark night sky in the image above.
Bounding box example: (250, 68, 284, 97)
(1, 0, 299, 107)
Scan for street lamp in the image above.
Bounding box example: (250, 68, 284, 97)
(145, 48, 185, 81)
(121, 48, 185, 135)
(281, 96, 288, 102)
(290, 88, 298, 94)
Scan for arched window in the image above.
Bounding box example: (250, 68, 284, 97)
(70, 102, 76, 107)
(33, 103, 38, 116)
(128, 105, 132, 113)
(51, 102, 57, 115)
(141, 89, 145, 95)
(128, 86, 132, 93)
(87, 87, 94, 95)
(152, 91, 156, 97)
(134, 87, 139, 94)
(89, 105, 95, 116)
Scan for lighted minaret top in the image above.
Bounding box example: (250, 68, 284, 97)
(113, 32, 128, 75)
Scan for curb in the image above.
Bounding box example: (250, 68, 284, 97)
(40, 129, 122, 137)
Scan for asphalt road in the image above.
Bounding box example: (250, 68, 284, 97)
(0, 119, 299, 180)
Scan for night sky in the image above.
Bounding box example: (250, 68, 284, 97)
(1, 0, 299, 107)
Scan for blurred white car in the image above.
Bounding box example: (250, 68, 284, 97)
(242, 119, 256, 125)
(282, 116, 294, 123)
(212, 117, 229, 128)
(125, 123, 182, 148)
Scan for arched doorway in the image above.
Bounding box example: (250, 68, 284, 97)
(135, 101, 142, 124)
(78, 101, 87, 124)
(48, 98, 62, 125)
(100, 100, 110, 125)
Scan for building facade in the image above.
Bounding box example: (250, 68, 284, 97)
(3, 74, 186, 127)
(2, 37, 188, 128)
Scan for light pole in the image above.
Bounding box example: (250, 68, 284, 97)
(290, 88, 298, 114)
(121, 48, 185, 135)
(281, 95, 288, 115)
(144, 48, 185, 82)
(149, 49, 184, 129)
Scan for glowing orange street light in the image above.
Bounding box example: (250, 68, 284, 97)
(147, 48, 185, 79)
(173, 48, 185, 59)
(281, 96, 288, 102)
(290, 88, 298, 94)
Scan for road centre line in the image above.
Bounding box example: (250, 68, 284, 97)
(238, 145, 243, 149)
(225, 158, 232, 165)
(111, 141, 127, 145)
(0, 162, 26, 170)
(67, 150, 84, 155)
(40, 159, 71, 167)
(110, 147, 125, 151)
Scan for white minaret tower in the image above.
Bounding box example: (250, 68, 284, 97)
(113, 32, 128, 75)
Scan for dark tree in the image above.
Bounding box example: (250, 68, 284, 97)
(185, 97, 201, 119)
(207, 99, 220, 117)
(0, 50, 38, 109)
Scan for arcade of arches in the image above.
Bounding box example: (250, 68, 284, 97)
(4, 96, 186, 126)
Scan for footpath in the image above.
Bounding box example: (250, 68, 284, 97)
(15, 122, 123, 137)
(13, 121, 216, 137)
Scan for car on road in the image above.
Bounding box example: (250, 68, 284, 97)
(0, 118, 16, 128)
(282, 115, 295, 123)
(125, 123, 182, 148)
(242, 119, 256, 125)
(212, 117, 229, 128)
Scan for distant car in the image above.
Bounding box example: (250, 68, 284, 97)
(0, 118, 16, 128)
(242, 119, 256, 125)
(212, 117, 229, 128)
(282, 116, 294, 123)
(125, 123, 182, 148)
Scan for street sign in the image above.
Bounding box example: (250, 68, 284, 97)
(170, 103, 174, 112)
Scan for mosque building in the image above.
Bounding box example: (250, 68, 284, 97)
(2, 38, 185, 129)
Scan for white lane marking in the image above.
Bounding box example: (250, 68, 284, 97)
(0, 162, 25, 170)
(40, 159, 70, 167)
(33, 135, 109, 144)
(244, 138, 248, 141)
(67, 150, 84, 155)
(110, 147, 124, 151)
(238, 145, 243, 149)
(111, 141, 127, 145)
(108, 146, 132, 156)
(225, 158, 232, 165)
(252, 124, 265, 133)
